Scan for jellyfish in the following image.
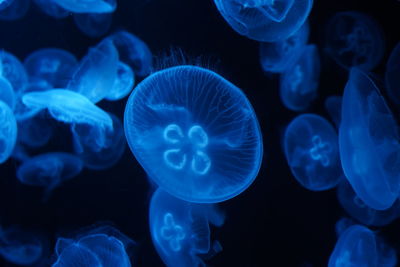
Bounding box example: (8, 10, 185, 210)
(385, 41, 400, 105)
(124, 65, 263, 203)
(259, 20, 309, 73)
(33, 0, 69, 18)
(17, 112, 54, 148)
(73, 12, 113, 38)
(71, 113, 126, 170)
(67, 39, 118, 103)
(105, 62, 135, 101)
(324, 96, 342, 129)
(149, 189, 225, 267)
(284, 113, 342, 191)
(0, 76, 15, 110)
(0, 50, 28, 94)
(325, 11, 385, 71)
(24, 48, 78, 88)
(0, 100, 17, 164)
(108, 30, 153, 77)
(53, 0, 116, 13)
(0, 0, 14, 11)
(339, 68, 400, 210)
(213, 0, 313, 42)
(279, 44, 320, 111)
(0, 0, 29, 20)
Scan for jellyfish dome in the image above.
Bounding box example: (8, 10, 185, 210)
(73, 12, 113, 38)
(18, 112, 54, 148)
(385, 41, 400, 105)
(54, 0, 116, 14)
(213, 0, 313, 42)
(149, 189, 225, 267)
(33, 0, 69, 19)
(284, 113, 342, 191)
(339, 68, 400, 210)
(0, 50, 28, 93)
(105, 62, 135, 101)
(124, 65, 263, 203)
(325, 11, 385, 71)
(0, 100, 17, 164)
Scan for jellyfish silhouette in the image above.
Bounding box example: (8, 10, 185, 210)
(280, 44, 320, 111)
(0, 76, 15, 110)
(324, 95, 342, 129)
(385, 41, 400, 105)
(149, 189, 225, 267)
(73, 12, 113, 37)
(0, 0, 29, 21)
(0, 100, 17, 164)
(339, 68, 400, 210)
(106, 62, 135, 101)
(284, 113, 342, 191)
(24, 48, 78, 88)
(54, 0, 116, 13)
(33, 0, 69, 19)
(124, 65, 263, 203)
(325, 11, 385, 71)
(0, 50, 28, 93)
(259, 21, 309, 73)
(214, 0, 313, 42)
(18, 112, 54, 148)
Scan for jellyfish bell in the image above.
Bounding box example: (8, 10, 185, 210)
(53, 0, 116, 14)
(33, 0, 69, 19)
(0, 50, 28, 94)
(0, 100, 17, 164)
(0, 76, 15, 110)
(105, 61, 135, 101)
(73, 12, 113, 38)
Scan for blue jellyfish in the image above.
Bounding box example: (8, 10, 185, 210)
(149, 189, 225, 267)
(385, 41, 400, 105)
(0, 100, 17, 164)
(337, 180, 400, 227)
(213, 0, 313, 42)
(53, 0, 116, 13)
(105, 62, 135, 101)
(24, 48, 78, 88)
(324, 95, 342, 129)
(68, 39, 119, 103)
(73, 12, 113, 38)
(284, 113, 342, 191)
(259, 20, 309, 73)
(339, 68, 400, 210)
(0, 0, 14, 11)
(124, 65, 263, 203)
(71, 113, 126, 170)
(18, 112, 54, 148)
(0, 50, 28, 93)
(325, 11, 385, 71)
(32, 0, 69, 18)
(108, 31, 153, 77)
(279, 44, 320, 111)
(0, 76, 15, 110)
(0, 0, 29, 20)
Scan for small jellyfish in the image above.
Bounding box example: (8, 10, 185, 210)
(339, 68, 400, 210)
(71, 113, 126, 170)
(385, 41, 400, 105)
(17, 112, 54, 148)
(0, 76, 15, 110)
(259, 20, 309, 73)
(33, 0, 69, 18)
(108, 31, 153, 77)
(325, 11, 385, 71)
(0, 50, 28, 93)
(124, 65, 263, 203)
(0, 100, 17, 164)
(279, 44, 320, 111)
(213, 0, 313, 42)
(0, 0, 29, 21)
(54, 0, 116, 13)
(73, 12, 113, 38)
(105, 62, 135, 101)
(68, 39, 119, 103)
(284, 113, 342, 191)
(324, 95, 342, 129)
(24, 48, 78, 88)
(149, 189, 225, 267)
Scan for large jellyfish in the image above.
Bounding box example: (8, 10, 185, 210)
(385, 41, 400, 105)
(73, 13, 113, 37)
(0, 0, 29, 21)
(149, 189, 225, 267)
(105, 62, 135, 101)
(213, 0, 313, 42)
(124, 65, 263, 203)
(53, 0, 116, 13)
(284, 113, 342, 191)
(324, 95, 342, 129)
(325, 11, 385, 71)
(0, 76, 15, 110)
(339, 68, 400, 210)
(0, 100, 17, 164)
(279, 44, 320, 111)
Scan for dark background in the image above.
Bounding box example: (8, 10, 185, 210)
(1, 0, 400, 266)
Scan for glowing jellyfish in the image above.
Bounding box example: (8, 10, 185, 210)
(149, 189, 225, 267)
(385, 41, 400, 104)
(328, 225, 397, 267)
(71, 113, 126, 170)
(339, 68, 400, 210)
(106, 62, 135, 101)
(24, 48, 78, 88)
(0, 76, 15, 110)
(54, 0, 116, 13)
(0, 0, 29, 21)
(33, 0, 68, 18)
(108, 31, 153, 77)
(73, 12, 113, 37)
(18, 112, 53, 148)
(213, 0, 313, 42)
(22, 89, 113, 129)
(0, 100, 17, 164)
(279, 44, 320, 111)
(259, 21, 309, 73)
(124, 65, 263, 203)
(325, 11, 385, 71)
(0, 50, 28, 93)
(68, 39, 118, 103)
(324, 95, 342, 129)
(284, 113, 342, 191)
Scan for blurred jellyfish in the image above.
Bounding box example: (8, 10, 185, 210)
(105, 62, 135, 101)
(0, 100, 17, 164)
(213, 0, 313, 42)
(17, 112, 54, 148)
(324, 96, 342, 129)
(328, 225, 397, 267)
(325, 11, 385, 71)
(0, 0, 29, 21)
(71, 113, 126, 170)
(0, 50, 28, 93)
(0, 0, 14, 11)
(385, 41, 400, 104)
(33, 0, 69, 18)
(54, 0, 116, 13)
(73, 12, 113, 37)
(339, 68, 400, 210)
(24, 48, 78, 88)
(124, 65, 263, 203)
(280, 44, 320, 111)
(68, 39, 118, 103)
(284, 113, 342, 191)
(149, 189, 225, 267)
(337, 180, 400, 227)
(259, 20, 309, 73)
(108, 30, 153, 77)
(0, 76, 15, 110)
